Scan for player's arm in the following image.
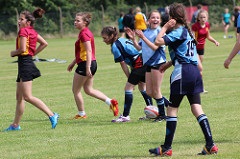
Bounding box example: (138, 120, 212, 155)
(224, 37, 240, 69)
(135, 30, 159, 51)
(35, 34, 48, 55)
(120, 61, 130, 78)
(155, 19, 176, 46)
(125, 28, 142, 51)
(84, 41, 92, 77)
(207, 31, 219, 46)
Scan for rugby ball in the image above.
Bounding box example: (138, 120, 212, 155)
(144, 106, 159, 119)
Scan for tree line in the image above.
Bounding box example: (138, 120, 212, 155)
(0, 0, 236, 38)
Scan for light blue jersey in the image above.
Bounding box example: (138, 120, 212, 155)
(163, 26, 198, 84)
(139, 26, 166, 66)
(163, 26, 198, 66)
(222, 13, 231, 23)
(111, 37, 142, 68)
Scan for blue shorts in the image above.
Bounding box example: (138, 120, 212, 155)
(170, 64, 203, 95)
(16, 55, 41, 82)
(75, 60, 97, 76)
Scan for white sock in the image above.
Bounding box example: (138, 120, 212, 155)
(105, 98, 112, 106)
(78, 111, 86, 116)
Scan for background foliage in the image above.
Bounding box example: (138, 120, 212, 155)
(0, 0, 239, 39)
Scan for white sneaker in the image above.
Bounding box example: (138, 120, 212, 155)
(111, 115, 130, 122)
(223, 35, 226, 39)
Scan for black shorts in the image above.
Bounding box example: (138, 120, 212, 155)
(224, 22, 230, 26)
(75, 60, 97, 76)
(128, 65, 147, 85)
(146, 63, 165, 72)
(197, 49, 204, 55)
(16, 55, 41, 82)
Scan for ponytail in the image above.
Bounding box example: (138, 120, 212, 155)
(21, 8, 45, 26)
(33, 8, 45, 19)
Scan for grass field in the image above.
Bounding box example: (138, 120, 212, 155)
(0, 31, 240, 159)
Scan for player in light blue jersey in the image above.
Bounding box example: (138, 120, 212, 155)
(101, 26, 153, 122)
(148, 3, 218, 157)
(126, 10, 169, 122)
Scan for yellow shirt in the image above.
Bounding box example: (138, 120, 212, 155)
(135, 12, 147, 30)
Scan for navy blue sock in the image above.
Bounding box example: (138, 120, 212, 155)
(155, 97, 165, 116)
(164, 116, 177, 149)
(123, 90, 133, 117)
(197, 114, 214, 147)
(140, 90, 153, 106)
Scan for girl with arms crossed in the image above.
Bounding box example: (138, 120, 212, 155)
(149, 3, 218, 156)
(4, 8, 59, 131)
(67, 12, 119, 119)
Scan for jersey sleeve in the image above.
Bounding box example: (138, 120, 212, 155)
(163, 30, 178, 46)
(111, 44, 124, 63)
(18, 28, 28, 37)
(80, 32, 91, 43)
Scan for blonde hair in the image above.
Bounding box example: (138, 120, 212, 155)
(135, 7, 141, 12)
(197, 9, 208, 21)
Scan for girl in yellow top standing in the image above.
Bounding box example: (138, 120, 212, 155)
(134, 7, 147, 31)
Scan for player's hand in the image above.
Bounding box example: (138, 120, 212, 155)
(125, 27, 134, 40)
(135, 30, 144, 39)
(164, 19, 176, 29)
(67, 63, 74, 72)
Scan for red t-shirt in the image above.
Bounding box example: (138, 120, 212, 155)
(16, 26, 38, 56)
(191, 22, 210, 50)
(75, 27, 96, 64)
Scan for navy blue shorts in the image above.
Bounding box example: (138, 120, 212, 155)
(128, 65, 147, 85)
(169, 64, 203, 107)
(75, 60, 97, 76)
(170, 64, 203, 95)
(16, 55, 41, 82)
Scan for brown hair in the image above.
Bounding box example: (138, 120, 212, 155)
(169, 3, 197, 44)
(101, 26, 118, 44)
(21, 8, 45, 26)
(76, 12, 92, 26)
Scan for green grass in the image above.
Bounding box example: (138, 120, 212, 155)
(0, 31, 240, 159)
